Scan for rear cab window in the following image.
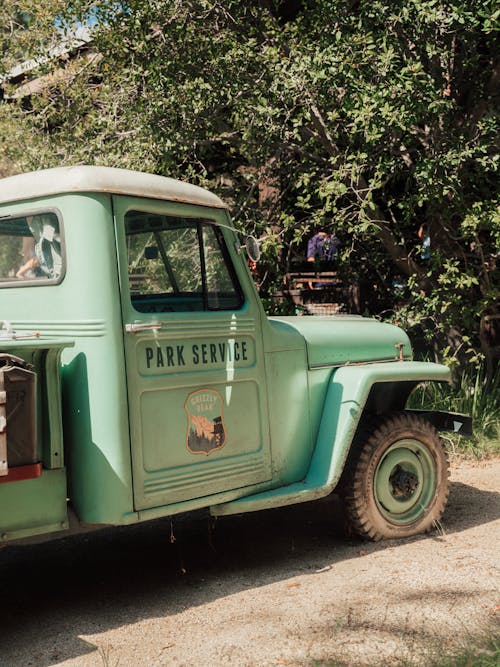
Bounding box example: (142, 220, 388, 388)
(125, 210, 243, 313)
(0, 211, 64, 286)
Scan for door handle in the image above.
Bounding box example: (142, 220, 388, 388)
(125, 323, 162, 333)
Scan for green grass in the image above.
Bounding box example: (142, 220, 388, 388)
(439, 640, 500, 666)
(408, 366, 500, 459)
(308, 637, 500, 666)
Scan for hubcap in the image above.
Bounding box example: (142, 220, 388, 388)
(374, 439, 436, 525)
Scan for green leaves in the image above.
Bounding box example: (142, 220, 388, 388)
(0, 0, 498, 367)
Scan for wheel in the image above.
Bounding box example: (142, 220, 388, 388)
(341, 413, 450, 541)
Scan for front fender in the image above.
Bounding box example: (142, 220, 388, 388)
(212, 361, 450, 516)
(308, 361, 451, 491)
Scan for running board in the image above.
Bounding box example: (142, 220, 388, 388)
(211, 480, 328, 517)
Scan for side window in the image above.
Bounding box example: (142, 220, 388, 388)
(0, 212, 63, 285)
(125, 211, 243, 312)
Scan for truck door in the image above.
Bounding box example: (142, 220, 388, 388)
(114, 196, 272, 511)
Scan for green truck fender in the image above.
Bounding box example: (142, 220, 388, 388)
(211, 360, 465, 517)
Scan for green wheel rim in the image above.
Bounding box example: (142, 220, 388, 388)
(374, 439, 436, 525)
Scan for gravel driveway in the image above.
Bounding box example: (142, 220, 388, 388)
(0, 459, 498, 667)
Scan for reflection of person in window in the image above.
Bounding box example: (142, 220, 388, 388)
(16, 255, 40, 279)
(16, 215, 62, 280)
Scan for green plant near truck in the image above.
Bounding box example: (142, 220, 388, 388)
(0, 166, 471, 545)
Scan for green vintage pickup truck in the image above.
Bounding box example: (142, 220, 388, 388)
(0, 166, 471, 544)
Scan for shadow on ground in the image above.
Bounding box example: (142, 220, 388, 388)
(0, 480, 498, 666)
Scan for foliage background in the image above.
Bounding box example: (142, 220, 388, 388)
(0, 0, 498, 384)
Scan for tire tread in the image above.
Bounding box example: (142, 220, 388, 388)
(341, 412, 450, 541)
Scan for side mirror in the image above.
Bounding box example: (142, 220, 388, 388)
(245, 235, 261, 262)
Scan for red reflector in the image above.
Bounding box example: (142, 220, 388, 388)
(0, 462, 42, 484)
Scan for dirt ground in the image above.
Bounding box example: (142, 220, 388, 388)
(0, 459, 498, 667)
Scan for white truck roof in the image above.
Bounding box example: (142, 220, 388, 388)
(0, 165, 227, 209)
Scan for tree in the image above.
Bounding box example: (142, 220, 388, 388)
(0, 0, 498, 375)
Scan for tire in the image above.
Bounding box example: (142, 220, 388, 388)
(341, 413, 449, 541)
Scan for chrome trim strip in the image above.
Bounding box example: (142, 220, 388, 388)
(309, 356, 413, 370)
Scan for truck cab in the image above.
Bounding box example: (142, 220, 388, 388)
(0, 166, 470, 544)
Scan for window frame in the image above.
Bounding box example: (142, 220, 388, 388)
(0, 207, 66, 288)
(124, 210, 244, 314)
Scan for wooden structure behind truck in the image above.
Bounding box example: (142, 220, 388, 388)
(0, 166, 471, 545)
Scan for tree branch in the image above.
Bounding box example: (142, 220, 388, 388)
(306, 98, 422, 277)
